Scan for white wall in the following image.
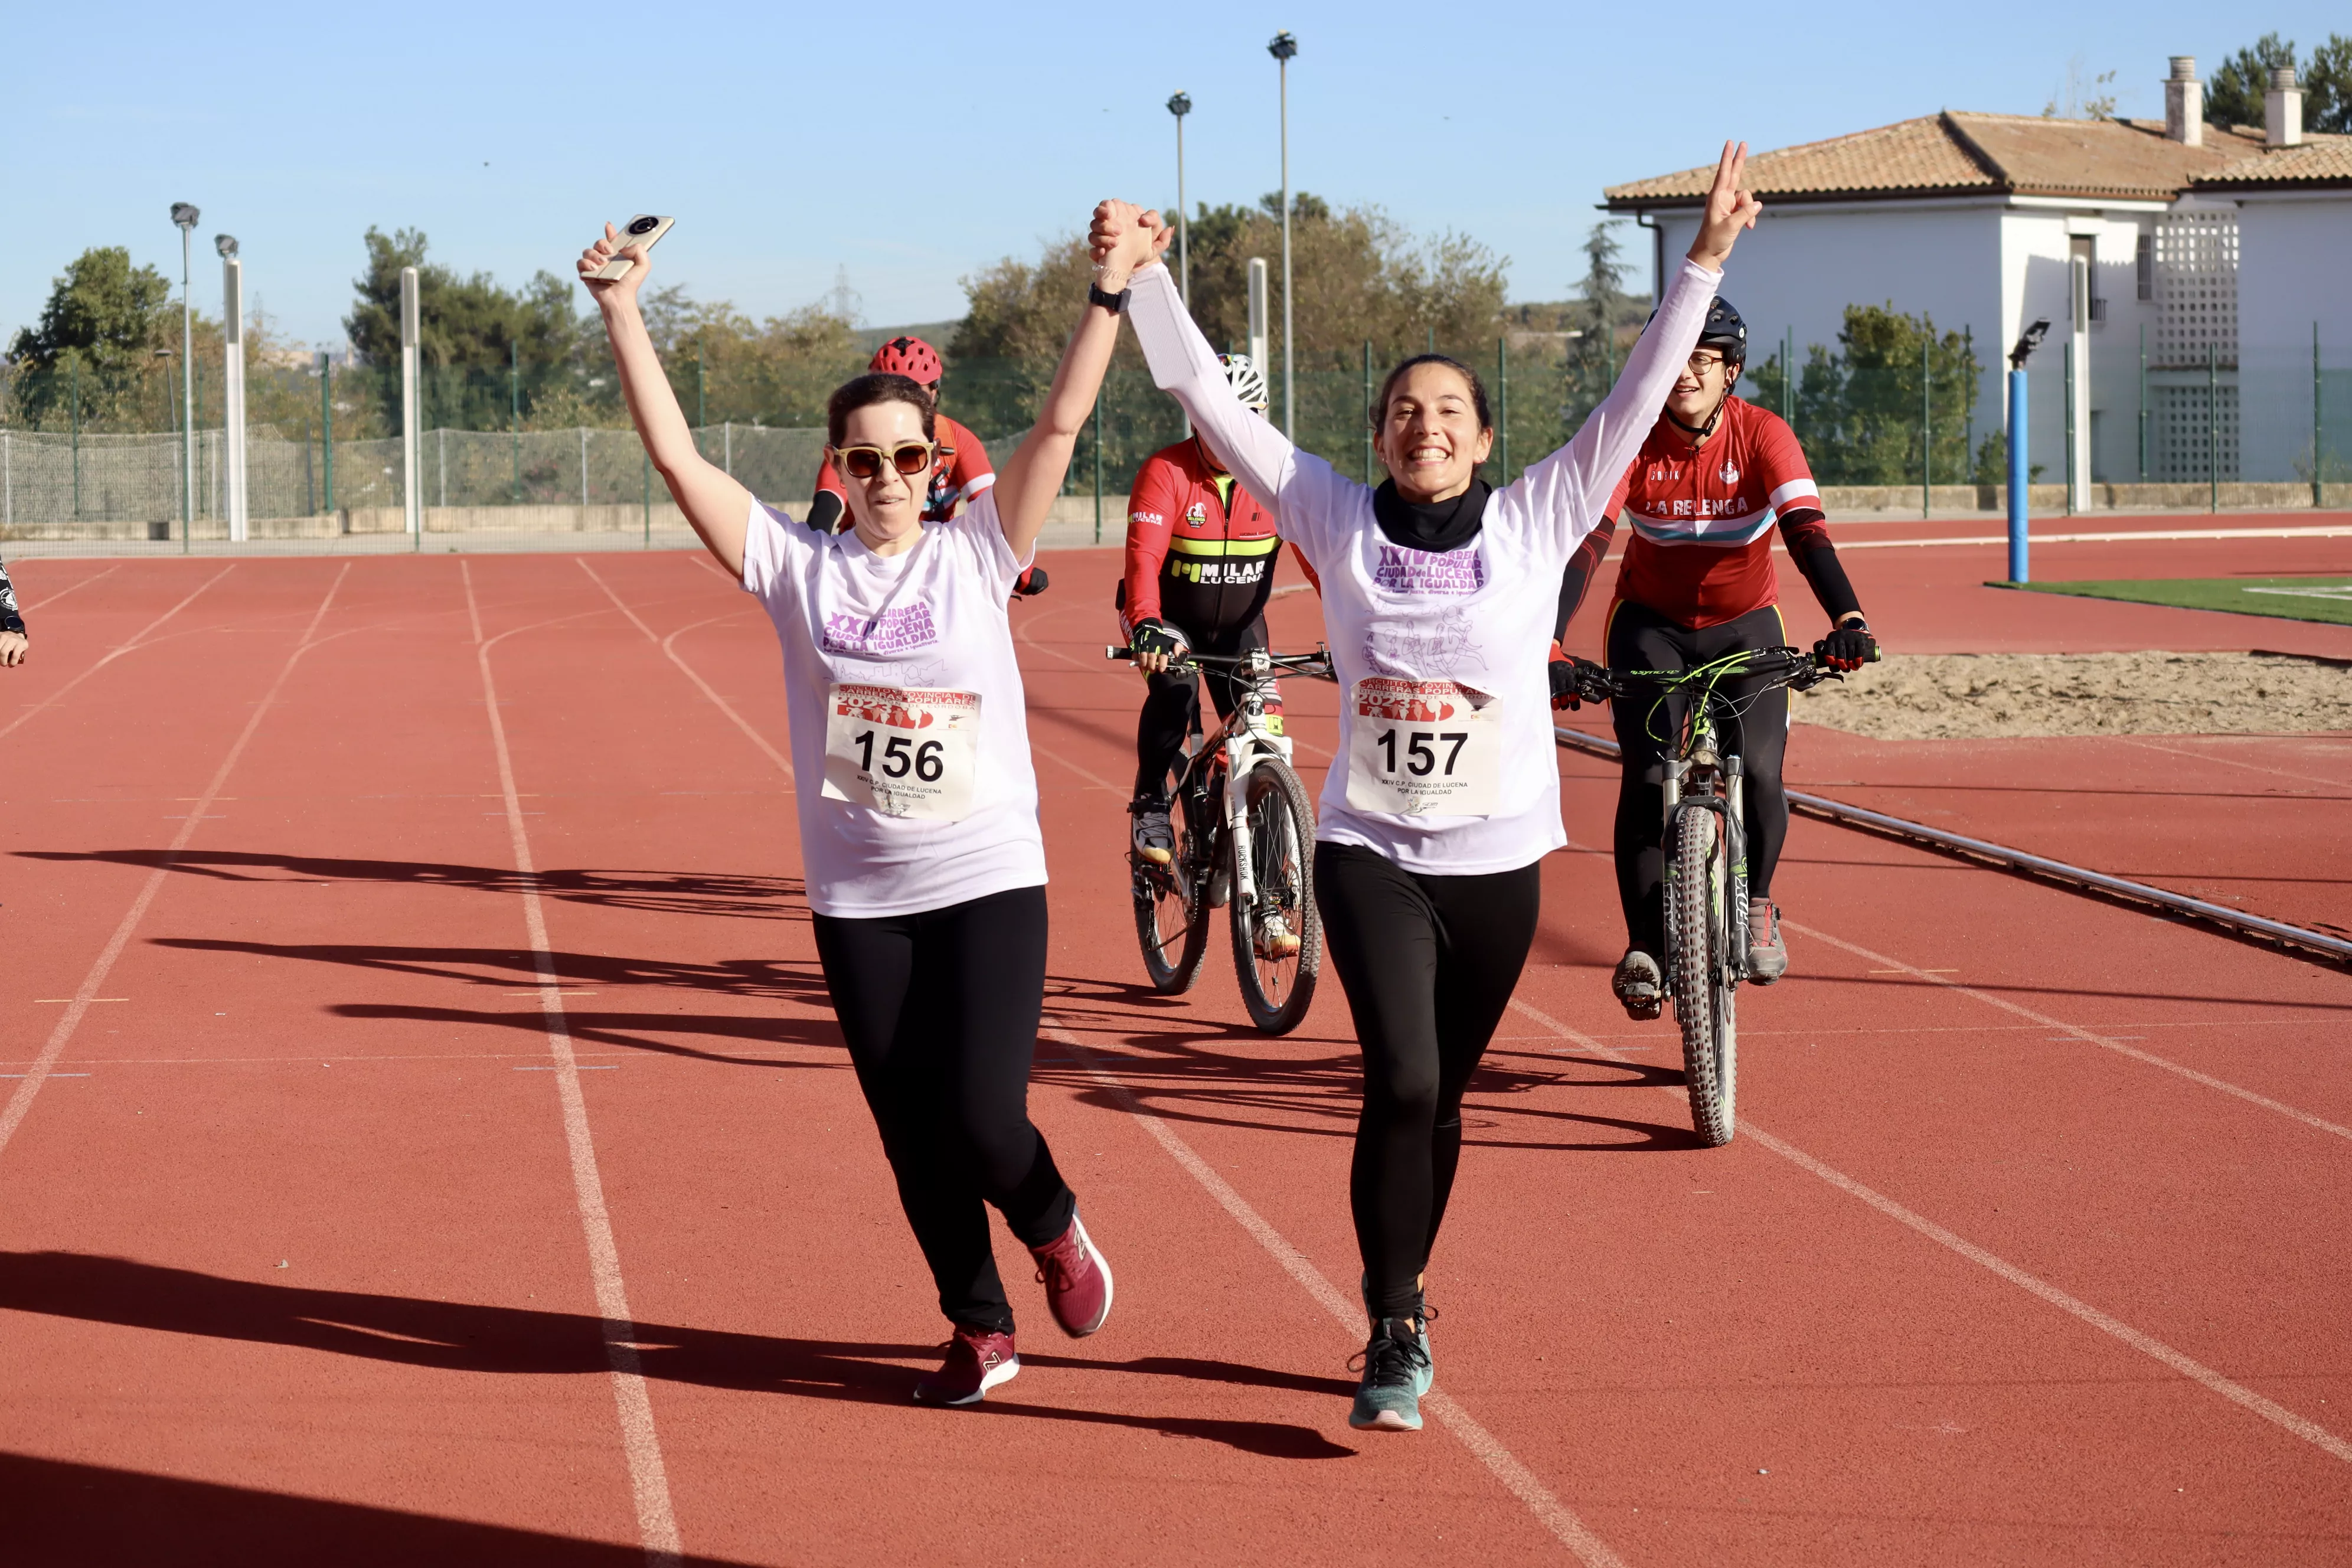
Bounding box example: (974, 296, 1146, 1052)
(2233, 193, 2352, 482)
(1999, 210, 2161, 487)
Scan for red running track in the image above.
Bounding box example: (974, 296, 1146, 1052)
(1, 546, 2347, 1566)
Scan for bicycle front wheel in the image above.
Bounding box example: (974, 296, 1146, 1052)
(1135, 789, 1212, 994)
(1229, 761, 1321, 1034)
(1671, 805, 1737, 1146)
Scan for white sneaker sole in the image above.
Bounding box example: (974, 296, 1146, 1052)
(916, 1353, 1020, 1407)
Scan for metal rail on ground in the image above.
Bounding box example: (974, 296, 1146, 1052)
(1552, 723, 2352, 968)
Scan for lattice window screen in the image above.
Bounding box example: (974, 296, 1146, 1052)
(2153, 383, 2239, 482)
(2154, 211, 2237, 368)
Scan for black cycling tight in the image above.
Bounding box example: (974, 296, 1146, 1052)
(1315, 843, 1543, 1321)
(1606, 600, 1791, 957)
(810, 884, 1074, 1335)
(1133, 618, 1272, 800)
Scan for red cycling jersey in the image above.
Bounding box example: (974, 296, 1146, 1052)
(1121, 436, 1282, 641)
(811, 411, 995, 528)
(1609, 396, 1830, 630)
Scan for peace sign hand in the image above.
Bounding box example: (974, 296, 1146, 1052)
(1687, 142, 1762, 272)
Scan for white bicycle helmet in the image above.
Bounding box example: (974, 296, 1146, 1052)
(1218, 353, 1270, 413)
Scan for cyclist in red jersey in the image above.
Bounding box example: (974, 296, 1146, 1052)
(1547, 298, 1876, 1012)
(1121, 355, 1288, 878)
(808, 336, 1047, 597)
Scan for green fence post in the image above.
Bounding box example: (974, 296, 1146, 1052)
(1921, 337, 1931, 518)
(2137, 324, 2148, 483)
(2315, 322, 2325, 509)
(1783, 327, 1795, 435)
(1497, 335, 1509, 485)
(696, 356, 706, 437)
(1362, 339, 1373, 482)
(319, 352, 334, 518)
(643, 448, 652, 547)
(1091, 386, 1103, 545)
(510, 342, 522, 505)
(2207, 341, 2219, 514)
(69, 358, 79, 522)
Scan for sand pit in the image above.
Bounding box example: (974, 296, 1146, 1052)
(1789, 651, 2352, 739)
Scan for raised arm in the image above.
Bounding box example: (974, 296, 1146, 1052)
(988, 211, 1167, 561)
(1096, 205, 1299, 512)
(578, 224, 754, 577)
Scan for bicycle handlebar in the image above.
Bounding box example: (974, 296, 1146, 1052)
(1595, 643, 1878, 701)
(1105, 645, 1336, 680)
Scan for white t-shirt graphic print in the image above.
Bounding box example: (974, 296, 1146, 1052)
(740, 489, 1046, 917)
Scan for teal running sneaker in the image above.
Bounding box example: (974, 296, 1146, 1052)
(1348, 1318, 1429, 1432)
(1360, 1276, 1435, 1396)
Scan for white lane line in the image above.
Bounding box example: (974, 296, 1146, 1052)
(1507, 997, 2352, 1466)
(465, 563, 682, 1568)
(2111, 736, 2347, 792)
(1030, 741, 1124, 795)
(576, 558, 795, 785)
(1783, 920, 2352, 1143)
(18, 561, 122, 609)
(1044, 1018, 1629, 1568)
(0, 564, 235, 744)
(1811, 524, 2352, 550)
(0, 566, 339, 1165)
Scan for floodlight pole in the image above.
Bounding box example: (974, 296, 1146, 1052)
(171, 203, 200, 550)
(1167, 93, 1192, 307)
(401, 266, 421, 543)
(218, 240, 247, 541)
(1268, 31, 1298, 440)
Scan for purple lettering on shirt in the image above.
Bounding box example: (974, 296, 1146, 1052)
(1372, 544, 1485, 596)
(822, 602, 940, 655)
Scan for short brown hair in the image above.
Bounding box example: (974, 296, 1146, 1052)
(827, 374, 937, 447)
(1370, 354, 1492, 433)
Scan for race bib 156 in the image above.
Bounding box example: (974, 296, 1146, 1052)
(1344, 677, 1500, 817)
(822, 684, 981, 820)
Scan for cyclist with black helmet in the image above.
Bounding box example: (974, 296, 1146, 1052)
(1547, 296, 1876, 1014)
(809, 335, 1047, 597)
(1121, 354, 1292, 883)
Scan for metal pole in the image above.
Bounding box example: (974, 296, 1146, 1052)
(2315, 321, 2325, 509)
(723, 420, 732, 476)
(1497, 335, 1509, 484)
(2063, 341, 2075, 517)
(319, 351, 334, 517)
(580, 426, 589, 508)
(1167, 93, 1191, 307)
(177, 211, 195, 550)
(221, 253, 247, 541)
(1921, 335, 1931, 519)
(1270, 33, 1298, 441)
(400, 266, 420, 541)
(69, 358, 79, 522)
(1092, 386, 1103, 545)
(2138, 323, 2148, 482)
(1362, 339, 1373, 482)
(1785, 326, 1795, 435)
(643, 449, 652, 547)
(2207, 341, 2219, 514)
(511, 341, 522, 504)
(2006, 368, 2029, 582)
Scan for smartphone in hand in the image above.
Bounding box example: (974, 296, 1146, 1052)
(592, 215, 674, 280)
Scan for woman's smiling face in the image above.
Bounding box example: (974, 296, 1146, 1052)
(1374, 362, 1493, 504)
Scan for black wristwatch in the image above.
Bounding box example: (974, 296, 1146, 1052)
(1087, 280, 1131, 315)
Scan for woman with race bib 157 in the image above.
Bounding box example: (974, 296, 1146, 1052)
(1091, 142, 1759, 1433)
(578, 211, 1151, 1407)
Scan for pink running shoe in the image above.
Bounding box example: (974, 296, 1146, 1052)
(1029, 1211, 1115, 1337)
(913, 1327, 1019, 1406)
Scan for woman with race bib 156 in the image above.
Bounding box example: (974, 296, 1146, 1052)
(578, 212, 1149, 1407)
(1092, 142, 1759, 1433)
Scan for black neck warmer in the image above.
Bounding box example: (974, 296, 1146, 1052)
(1370, 476, 1491, 554)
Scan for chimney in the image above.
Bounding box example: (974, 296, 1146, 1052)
(2165, 56, 2203, 145)
(2265, 66, 2304, 148)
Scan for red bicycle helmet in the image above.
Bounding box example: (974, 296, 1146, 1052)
(870, 335, 943, 386)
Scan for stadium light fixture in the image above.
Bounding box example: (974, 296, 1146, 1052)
(214, 233, 239, 259)
(2008, 318, 2050, 368)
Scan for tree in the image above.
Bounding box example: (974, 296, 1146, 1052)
(6, 247, 175, 429)
(344, 227, 584, 431)
(2207, 33, 2301, 128)
(1745, 305, 1992, 486)
(2041, 56, 2118, 120)
(2301, 34, 2352, 133)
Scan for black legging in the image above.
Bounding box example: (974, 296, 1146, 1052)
(1606, 599, 1791, 957)
(809, 884, 1074, 1335)
(1315, 842, 1543, 1321)
(1133, 617, 1270, 799)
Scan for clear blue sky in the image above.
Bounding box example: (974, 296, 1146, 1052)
(8, 1, 2344, 353)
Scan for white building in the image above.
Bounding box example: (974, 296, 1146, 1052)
(1603, 59, 2350, 498)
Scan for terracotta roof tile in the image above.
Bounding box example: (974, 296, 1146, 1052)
(2194, 133, 2352, 188)
(1604, 113, 2276, 208)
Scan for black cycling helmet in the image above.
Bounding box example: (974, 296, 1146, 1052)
(1697, 297, 1747, 366)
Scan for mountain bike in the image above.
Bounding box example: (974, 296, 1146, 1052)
(1594, 645, 1858, 1146)
(1108, 643, 1331, 1035)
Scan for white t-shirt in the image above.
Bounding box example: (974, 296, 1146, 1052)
(1126, 257, 1722, 876)
(740, 489, 1047, 917)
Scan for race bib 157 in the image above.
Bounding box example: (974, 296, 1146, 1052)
(822, 684, 981, 820)
(1344, 677, 1500, 817)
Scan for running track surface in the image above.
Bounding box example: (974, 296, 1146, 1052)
(2, 535, 2348, 1566)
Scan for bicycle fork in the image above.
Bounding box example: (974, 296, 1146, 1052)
(1221, 739, 1261, 912)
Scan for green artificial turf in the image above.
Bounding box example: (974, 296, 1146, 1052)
(1988, 576, 2352, 626)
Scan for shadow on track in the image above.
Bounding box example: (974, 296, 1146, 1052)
(18, 849, 801, 922)
(0, 1252, 1349, 1461)
(0, 1449, 760, 1568)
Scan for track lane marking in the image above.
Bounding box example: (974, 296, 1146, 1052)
(0, 565, 339, 1162)
(16, 561, 122, 609)
(1507, 997, 2352, 1466)
(465, 562, 683, 1568)
(1783, 920, 2352, 1142)
(577, 558, 794, 785)
(1041, 1026, 1625, 1566)
(0, 565, 235, 744)
(2110, 736, 2348, 792)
